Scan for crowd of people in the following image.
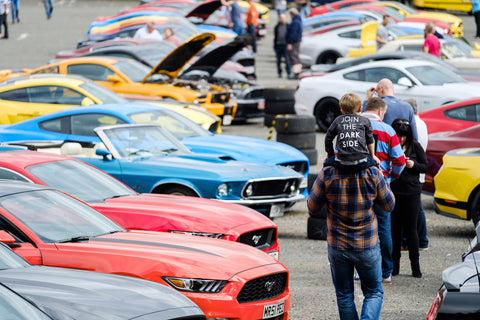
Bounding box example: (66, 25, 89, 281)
(309, 78, 430, 319)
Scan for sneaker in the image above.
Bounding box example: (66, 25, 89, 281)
(353, 273, 361, 284)
(382, 275, 392, 283)
(420, 247, 429, 251)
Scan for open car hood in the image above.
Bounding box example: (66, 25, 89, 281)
(141, 32, 215, 83)
(185, 0, 222, 20)
(182, 34, 252, 77)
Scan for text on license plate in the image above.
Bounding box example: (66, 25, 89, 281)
(263, 301, 284, 319)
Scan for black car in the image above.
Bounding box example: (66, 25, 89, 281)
(0, 242, 206, 320)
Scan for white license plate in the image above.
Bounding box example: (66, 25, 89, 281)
(270, 204, 284, 218)
(222, 115, 232, 126)
(300, 177, 308, 189)
(263, 301, 284, 319)
(258, 99, 265, 110)
(268, 250, 279, 260)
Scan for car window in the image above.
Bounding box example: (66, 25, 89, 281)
(0, 88, 28, 102)
(338, 29, 361, 39)
(71, 113, 127, 136)
(67, 64, 115, 81)
(39, 116, 70, 133)
(406, 64, 465, 85)
(444, 105, 478, 122)
(0, 168, 30, 182)
(31, 65, 60, 75)
(51, 86, 88, 105)
(26, 86, 56, 104)
(344, 67, 408, 84)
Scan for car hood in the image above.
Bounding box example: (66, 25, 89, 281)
(0, 266, 203, 320)
(182, 134, 309, 169)
(93, 193, 274, 234)
(141, 32, 215, 82)
(182, 35, 252, 77)
(56, 230, 280, 279)
(185, 0, 222, 20)
(443, 252, 480, 290)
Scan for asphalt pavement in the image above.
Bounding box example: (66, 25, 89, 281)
(0, 1, 478, 319)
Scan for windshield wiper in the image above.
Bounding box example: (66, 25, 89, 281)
(56, 236, 91, 243)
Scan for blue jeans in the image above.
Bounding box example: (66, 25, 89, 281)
(232, 22, 244, 35)
(375, 205, 393, 279)
(274, 44, 291, 76)
(44, 0, 53, 19)
(246, 23, 257, 53)
(328, 245, 383, 320)
(11, 0, 19, 23)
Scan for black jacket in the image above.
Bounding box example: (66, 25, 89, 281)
(391, 141, 428, 196)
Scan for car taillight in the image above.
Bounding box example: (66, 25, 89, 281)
(426, 287, 445, 320)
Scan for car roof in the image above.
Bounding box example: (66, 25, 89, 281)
(0, 180, 54, 196)
(0, 74, 89, 88)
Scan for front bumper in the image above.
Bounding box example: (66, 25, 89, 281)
(220, 194, 306, 218)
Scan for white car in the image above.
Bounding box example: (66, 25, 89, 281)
(294, 59, 480, 131)
(378, 36, 480, 71)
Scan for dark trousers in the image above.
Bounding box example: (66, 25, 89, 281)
(475, 11, 480, 37)
(247, 23, 257, 53)
(391, 193, 421, 272)
(274, 44, 291, 76)
(0, 13, 7, 38)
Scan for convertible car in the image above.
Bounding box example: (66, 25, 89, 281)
(27, 33, 238, 124)
(0, 73, 221, 131)
(0, 181, 291, 320)
(0, 102, 309, 197)
(2, 121, 306, 217)
(0, 242, 205, 319)
(0, 149, 281, 258)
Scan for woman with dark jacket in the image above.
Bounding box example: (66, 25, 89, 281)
(390, 118, 429, 278)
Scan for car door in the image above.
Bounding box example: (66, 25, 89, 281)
(65, 63, 129, 95)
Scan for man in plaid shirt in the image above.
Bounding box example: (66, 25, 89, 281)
(308, 164, 394, 320)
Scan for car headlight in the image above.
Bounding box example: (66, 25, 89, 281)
(245, 184, 253, 197)
(217, 183, 229, 197)
(169, 230, 224, 239)
(163, 277, 227, 293)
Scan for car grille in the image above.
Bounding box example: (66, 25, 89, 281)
(237, 272, 288, 303)
(237, 228, 276, 250)
(242, 178, 300, 199)
(244, 87, 264, 100)
(211, 91, 232, 104)
(279, 161, 309, 175)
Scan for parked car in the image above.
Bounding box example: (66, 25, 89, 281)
(0, 149, 281, 257)
(0, 180, 291, 320)
(309, 0, 375, 16)
(0, 73, 221, 132)
(0, 243, 205, 320)
(2, 121, 306, 217)
(0, 102, 309, 192)
(419, 98, 480, 134)
(294, 59, 480, 131)
(27, 33, 238, 124)
(434, 147, 480, 225)
(413, 0, 472, 13)
(424, 125, 480, 194)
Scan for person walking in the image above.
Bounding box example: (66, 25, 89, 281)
(423, 23, 441, 57)
(390, 118, 429, 278)
(273, 13, 291, 78)
(10, 0, 17, 23)
(360, 97, 406, 284)
(376, 15, 390, 49)
(274, 0, 286, 17)
(364, 78, 418, 141)
(0, 0, 9, 39)
(41, 0, 53, 19)
(474, 0, 480, 38)
(230, 0, 244, 35)
(134, 21, 162, 40)
(308, 143, 395, 320)
(246, 0, 258, 53)
(286, 7, 302, 79)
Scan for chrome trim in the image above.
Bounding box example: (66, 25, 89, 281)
(219, 193, 305, 205)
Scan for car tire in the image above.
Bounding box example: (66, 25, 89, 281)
(264, 87, 296, 101)
(274, 115, 316, 134)
(307, 216, 328, 240)
(314, 97, 341, 132)
(302, 148, 318, 166)
(277, 132, 316, 150)
(470, 190, 480, 227)
(159, 186, 198, 197)
(317, 51, 341, 65)
(265, 100, 295, 115)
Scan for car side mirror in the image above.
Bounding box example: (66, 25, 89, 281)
(81, 97, 95, 106)
(397, 77, 413, 88)
(106, 74, 123, 83)
(96, 148, 112, 160)
(0, 230, 20, 248)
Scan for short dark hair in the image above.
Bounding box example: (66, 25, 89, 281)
(365, 97, 386, 112)
(391, 118, 414, 151)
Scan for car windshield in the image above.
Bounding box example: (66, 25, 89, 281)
(79, 81, 127, 104)
(443, 39, 475, 58)
(406, 64, 466, 85)
(112, 60, 165, 82)
(128, 109, 209, 139)
(26, 160, 136, 203)
(98, 125, 191, 158)
(0, 190, 124, 243)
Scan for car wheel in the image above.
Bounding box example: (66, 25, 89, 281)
(317, 51, 340, 65)
(277, 132, 316, 149)
(274, 115, 316, 134)
(314, 98, 340, 132)
(160, 186, 198, 197)
(470, 190, 480, 226)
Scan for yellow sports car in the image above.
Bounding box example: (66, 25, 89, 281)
(413, 0, 472, 13)
(0, 74, 221, 132)
(376, 1, 463, 38)
(27, 33, 237, 125)
(434, 148, 480, 226)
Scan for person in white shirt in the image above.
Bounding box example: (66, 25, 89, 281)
(134, 21, 163, 40)
(0, 0, 10, 39)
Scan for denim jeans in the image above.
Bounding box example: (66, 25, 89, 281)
(11, 0, 19, 23)
(374, 205, 393, 279)
(274, 44, 291, 76)
(246, 23, 257, 53)
(328, 245, 383, 320)
(43, 0, 53, 19)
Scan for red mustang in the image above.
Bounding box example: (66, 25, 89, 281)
(309, 0, 375, 16)
(419, 98, 480, 135)
(0, 150, 280, 258)
(0, 180, 290, 320)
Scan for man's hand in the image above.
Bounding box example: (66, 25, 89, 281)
(366, 87, 376, 100)
(287, 44, 292, 51)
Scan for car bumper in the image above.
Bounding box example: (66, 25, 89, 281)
(434, 197, 468, 220)
(233, 98, 265, 121)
